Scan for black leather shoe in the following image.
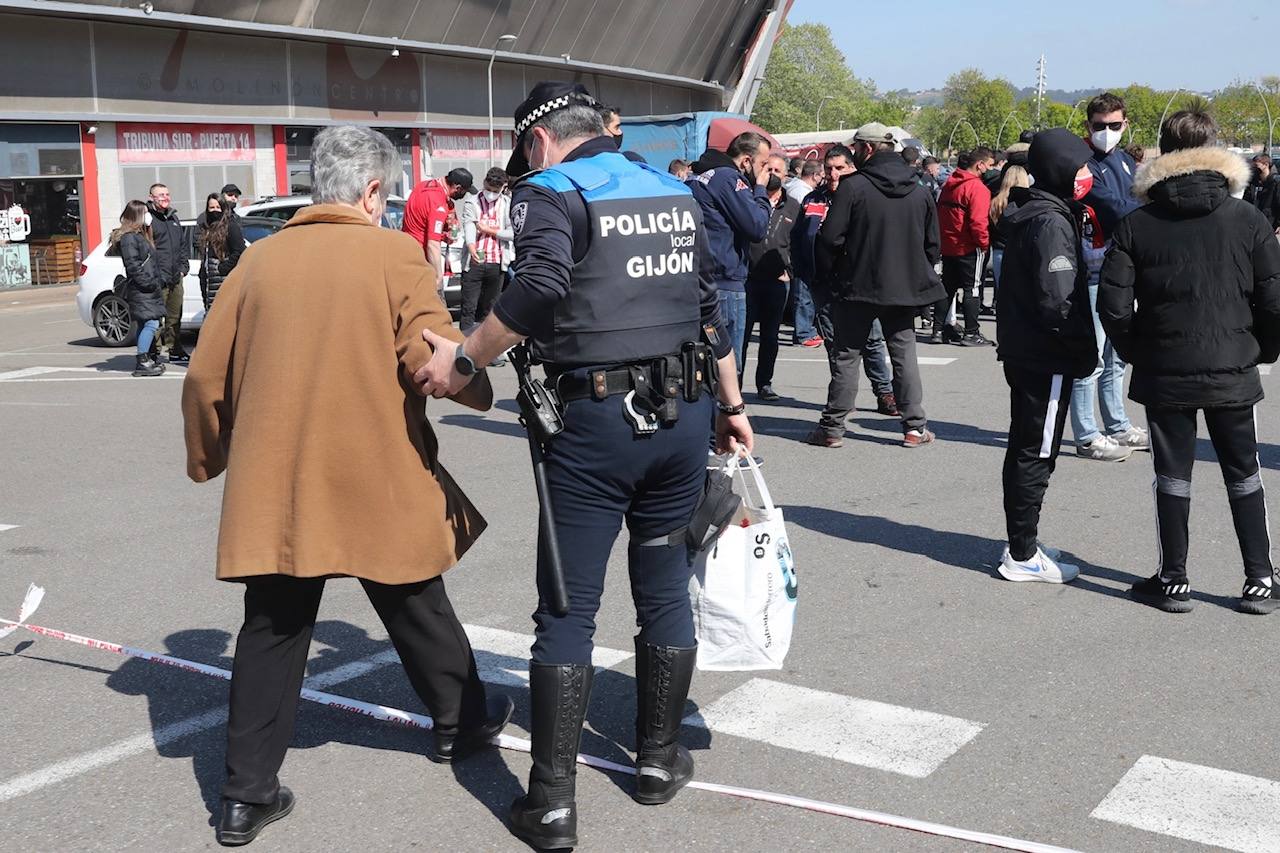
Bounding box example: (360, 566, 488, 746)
(216, 786, 295, 846)
(169, 349, 191, 364)
(432, 693, 514, 762)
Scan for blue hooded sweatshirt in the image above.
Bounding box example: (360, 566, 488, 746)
(686, 149, 770, 292)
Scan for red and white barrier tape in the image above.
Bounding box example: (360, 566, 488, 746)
(2, 585, 1078, 853)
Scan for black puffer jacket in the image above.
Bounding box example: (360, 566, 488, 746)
(199, 215, 246, 310)
(146, 202, 186, 285)
(119, 231, 165, 322)
(747, 194, 799, 284)
(815, 150, 944, 306)
(1099, 147, 1280, 408)
(995, 187, 1097, 377)
(1244, 169, 1280, 228)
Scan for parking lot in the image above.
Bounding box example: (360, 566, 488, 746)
(3, 285, 1279, 852)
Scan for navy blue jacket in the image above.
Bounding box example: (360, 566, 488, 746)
(790, 185, 832, 287)
(1084, 145, 1140, 239)
(686, 149, 771, 293)
(492, 136, 731, 361)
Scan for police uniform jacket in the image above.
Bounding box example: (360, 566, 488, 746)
(492, 136, 733, 369)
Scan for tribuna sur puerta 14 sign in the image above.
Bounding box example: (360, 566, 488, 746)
(116, 123, 255, 163)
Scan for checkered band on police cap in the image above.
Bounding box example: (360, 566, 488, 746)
(513, 82, 599, 138)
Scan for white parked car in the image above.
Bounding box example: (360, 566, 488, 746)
(76, 216, 282, 346)
(239, 194, 462, 311)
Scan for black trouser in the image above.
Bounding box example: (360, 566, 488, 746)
(742, 277, 789, 390)
(160, 277, 184, 352)
(1002, 365, 1072, 561)
(812, 285, 893, 396)
(935, 251, 985, 335)
(459, 262, 505, 332)
(533, 392, 712, 664)
(818, 302, 925, 434)
(1147, 405, 1273, 582)
(222, 574, 487, 804)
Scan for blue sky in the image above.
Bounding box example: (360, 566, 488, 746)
(785, 0, 1273, 92)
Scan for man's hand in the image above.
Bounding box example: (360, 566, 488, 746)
(413, 328, 476, 398)
(477, 223, 498, 237)
(715, 412, 753, 455)
(468, 247, 481, 263)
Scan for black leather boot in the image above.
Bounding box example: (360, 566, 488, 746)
(509, 664, 593, 850)
(632, 641, 696, 805)
(132, 354, 164, 377)
(432, 692, 515, 762)
(216, 785, 295, 846)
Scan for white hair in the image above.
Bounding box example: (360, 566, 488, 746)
(310, 126, 400, 205)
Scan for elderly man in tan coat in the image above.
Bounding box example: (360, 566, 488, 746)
(182, 125, 513, 848)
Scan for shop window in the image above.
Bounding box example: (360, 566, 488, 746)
(120, 165, 256, 221)
(283, 126, 414, 199)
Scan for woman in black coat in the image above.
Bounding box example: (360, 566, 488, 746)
(198, 193, 245, 311)
(113, 200, 166, 377)
(1099, 111, 1280, 614)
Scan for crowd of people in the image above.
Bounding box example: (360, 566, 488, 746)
(666, 92, 1280, 609)
(111, 181, 243, 377)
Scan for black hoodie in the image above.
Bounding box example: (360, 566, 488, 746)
(814, 150, 944, 306)
(1099, 146, 1280, 408)
(995, 129, 1098, 377)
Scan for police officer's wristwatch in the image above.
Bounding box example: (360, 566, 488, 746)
(453, 344, 478, 376)
(716, 400, 746, 416)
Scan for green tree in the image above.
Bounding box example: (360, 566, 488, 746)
(750, 23, 874, 133)
(937, 69, 1017, 150)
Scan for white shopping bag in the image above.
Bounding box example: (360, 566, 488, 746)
(690, 455, 796, 671)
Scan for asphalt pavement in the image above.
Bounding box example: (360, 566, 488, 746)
(1, 287, 1277, 853)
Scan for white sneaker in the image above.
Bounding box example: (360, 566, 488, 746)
(1076, 434, 1133, 462)
(1038, 542, 1062, 561)
(997, 546, 1080, 584)
(1109, 425, 1150, 451)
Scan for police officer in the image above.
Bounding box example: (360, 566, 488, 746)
(413, 82, 754, 850)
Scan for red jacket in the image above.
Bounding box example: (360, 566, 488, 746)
(938, 169, 991, 256)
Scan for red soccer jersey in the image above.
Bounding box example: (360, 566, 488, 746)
(402, 179, 451, 254)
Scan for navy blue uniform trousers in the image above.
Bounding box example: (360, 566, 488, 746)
(531, 391, 713, 665)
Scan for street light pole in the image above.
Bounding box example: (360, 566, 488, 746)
(1252, 81, 1274, 154)
(816, 96, 834, 133)
(488, 34, 518, 169)
(1155, 88, 1188, 153)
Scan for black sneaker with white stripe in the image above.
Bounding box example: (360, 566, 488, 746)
(1130, 574, 1195, 613)
(1239, 574, 1280, 615)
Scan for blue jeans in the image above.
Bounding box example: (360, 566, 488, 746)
(791, 276, 817, 343)
(136, 319, 159, 355)
(863, 319, 893, 396)
(992, 248, 1004, 291)
(1070, 278, 1132, 444)
(719, 289, 748, 373)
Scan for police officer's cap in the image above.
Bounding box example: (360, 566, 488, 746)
(506, 81, 601, 177)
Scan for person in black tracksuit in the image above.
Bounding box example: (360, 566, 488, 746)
(995, 129, 1099, 583)
(1245, 154, 1280, 229)
(1099, 111, 1280, 614)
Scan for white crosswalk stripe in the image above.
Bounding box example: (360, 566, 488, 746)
(1091, 755, 1280, 852)
(463, 624, 632, 687)
(683, 678, 984, 778)
(0, 525, 17, 533)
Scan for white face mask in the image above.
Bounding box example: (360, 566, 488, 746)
(483, 190, 501, 202)
(1091, 127, 1123, 154)
(143, 212, 153, 227)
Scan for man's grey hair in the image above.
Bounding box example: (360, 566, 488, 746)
(311, 125, 400, 205)
(529, 104, 605, 143)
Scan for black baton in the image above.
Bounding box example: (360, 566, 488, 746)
(511, 343, 570, 617)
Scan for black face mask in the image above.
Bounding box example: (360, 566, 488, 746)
(207, 210, 223, 223)
(612, 132, 624, 150)
(766, 175, 783, 194)
(852, 146, 871, 169)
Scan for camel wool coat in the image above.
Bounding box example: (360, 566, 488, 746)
(181, 204, 492, 584)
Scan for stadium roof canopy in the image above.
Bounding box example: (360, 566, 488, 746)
(31, 0, 782, 97)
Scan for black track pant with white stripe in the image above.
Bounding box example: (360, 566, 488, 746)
(1002, 365, 1072, 561)
(935, 250, 985, 336)
(1147, 405, 1273, 582)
